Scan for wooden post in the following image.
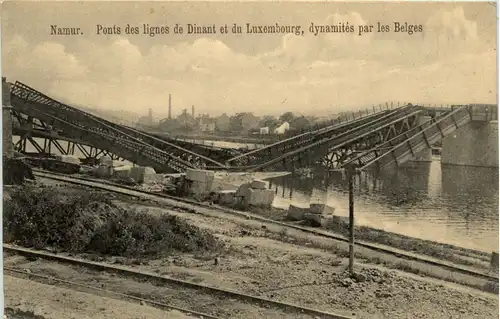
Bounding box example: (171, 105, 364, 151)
(348, 166, 355, 275)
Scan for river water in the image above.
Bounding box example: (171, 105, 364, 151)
(268, 156, 499, 253)
(176, 138, 263, 150)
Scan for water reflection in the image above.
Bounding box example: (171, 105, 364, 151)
(270, 159, 499, 252)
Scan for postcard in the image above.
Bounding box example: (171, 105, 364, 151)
(2, 2, 498, 319)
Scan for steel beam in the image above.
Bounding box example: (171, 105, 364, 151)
(10, 81, 227, 171)
(355, 107, 472, 171)
(246, 105, 422, 171)
(226, 108, 395, 167)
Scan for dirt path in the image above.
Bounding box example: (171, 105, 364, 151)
(120, 204, 498, 319)
(4, 255, 331, 319)
(3, 276, 196, 319)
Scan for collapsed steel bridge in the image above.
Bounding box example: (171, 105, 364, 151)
(7, 80, 488, 173)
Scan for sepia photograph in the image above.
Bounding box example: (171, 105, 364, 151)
(1, 1, 498, 318)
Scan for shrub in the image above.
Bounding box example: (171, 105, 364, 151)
(4, 185, 221, 258)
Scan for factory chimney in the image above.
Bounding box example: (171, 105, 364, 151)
(191, 105, 195, 118)
(168, 94, 172, 119)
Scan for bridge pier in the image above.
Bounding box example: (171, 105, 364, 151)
(3, 77, 13, 158)
(411, 115, 432, 162)
(441, 121, 498, 168)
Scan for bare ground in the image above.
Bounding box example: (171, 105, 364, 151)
(7, 200, 497, 319)
(4, 257, 338, 319)
(3, 275, 196, 319)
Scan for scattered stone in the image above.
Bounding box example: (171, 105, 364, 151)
(375, 289, 392, 298)
(216, 190, 237, 205)
(309, 203, 335, 216)
(341, 278, 353, 287)
(304, 212, 322, 227)
(250, 179, 269, 189)
(352, 272, 367, 283)
(287, 204, 309, 221)
(242, 188, 275, 207)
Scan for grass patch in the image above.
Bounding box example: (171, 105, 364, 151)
(4, 185, 222, 259)
(4, 308, 46, 319)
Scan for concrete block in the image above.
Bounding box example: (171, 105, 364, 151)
(250, 179, 269, 189)
(309, 203, 335, 216)
(130, 166, 156, 183)
(190, 181, 212, 197)
(287, 204, 309, 221)
(56, 155, 80, 165)
(186, 169, 215, 183)
(304, 212, 322, 227)
(244, 188, 275, 207)
(235, 183, 251, 197)
(217, 190, 236, 205)
(99, 156, 113, 166)
(112, 160, 128, 168)
(211, 177, 239, 192)
(95, 165, 113, 178)
(113, 165, 133, 179)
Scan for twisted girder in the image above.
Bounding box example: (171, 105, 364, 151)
(226, 108, 394, 167)
(11, 96, 195, 172)
(342, 107, 472, 171)
(10, 81, 226, 170)
(82, 112, 232, 165)
(245, 104, 422, 172)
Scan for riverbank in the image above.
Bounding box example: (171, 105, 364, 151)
(232, 204, 493, 272)
(4, 184, 498, 318)
(5, 181, 498, 318)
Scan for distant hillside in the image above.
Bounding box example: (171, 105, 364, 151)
(73, 104, 141, 127)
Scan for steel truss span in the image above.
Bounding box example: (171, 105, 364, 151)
(10, 81, 228, 173)
(340, 107, 473, 171)
(225, 108, 394, 167)
(246, 104, 424, 171)
(8, 80, 474, 174)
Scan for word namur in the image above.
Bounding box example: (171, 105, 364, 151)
(50, 25, 83, 36)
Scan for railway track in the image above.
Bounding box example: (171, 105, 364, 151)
(4, 266, 219, 319)
(4, 245, 355, 319)
(28, 170, 498, 283)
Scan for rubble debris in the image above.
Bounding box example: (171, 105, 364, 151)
(130, 166, 157, 183)
(250, 179, 269, 189)
(309, 203, 335, 216)
(185, 169, 216, 198)
(93, 165, 113, 178)
(287, 203, 309, 221)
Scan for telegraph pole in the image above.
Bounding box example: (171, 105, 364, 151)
(347, 165, 356, 275)
(333, 165, 357, 275)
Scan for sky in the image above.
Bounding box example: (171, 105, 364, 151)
(1, 2, 497, 118)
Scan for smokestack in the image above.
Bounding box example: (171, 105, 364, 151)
(192, 105, 195, 118)
(168, 94, 172, 119)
